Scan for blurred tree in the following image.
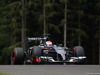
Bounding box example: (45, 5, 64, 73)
(95, 1, 100, 64)
(0, 0, 100, 64)
(22, 0, 26, 50)
(61, 0, 68, 47)
(43, 0, 46, 37)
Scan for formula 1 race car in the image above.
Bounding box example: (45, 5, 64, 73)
(11, 35, 86, 65)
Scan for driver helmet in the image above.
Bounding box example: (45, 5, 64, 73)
(46, 41, 53, 47)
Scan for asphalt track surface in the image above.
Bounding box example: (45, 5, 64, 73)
(0, 65, 100, 75)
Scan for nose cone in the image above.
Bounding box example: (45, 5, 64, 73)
(54, 47, 66, 60)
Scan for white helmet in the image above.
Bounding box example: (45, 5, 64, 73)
(46, 41, 53, 47)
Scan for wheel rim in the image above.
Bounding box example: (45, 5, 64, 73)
(31, 48, 34, 64)
(12, 49, 15, 64)
(73, 48, 77, 56)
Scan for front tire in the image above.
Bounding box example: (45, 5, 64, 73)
(73, 46, 86, 64)
(73, 46, 85, 57)
(11, 47, 24, 65)
(31, 46, 42, 64)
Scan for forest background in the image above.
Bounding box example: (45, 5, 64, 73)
(0, 0, 100, 64)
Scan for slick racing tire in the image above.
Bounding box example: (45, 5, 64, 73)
(11, 47, 24, 65)
(31, 46, 42, 64)
(73, 46, 85, 57)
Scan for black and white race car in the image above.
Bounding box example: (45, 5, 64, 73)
(11, 36, 86, 65)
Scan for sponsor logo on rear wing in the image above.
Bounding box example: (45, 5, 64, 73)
(27, 37, 48, 42)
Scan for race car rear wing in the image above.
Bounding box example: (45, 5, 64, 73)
(27, 37, 48, 42)
(27, 34, 50, 42)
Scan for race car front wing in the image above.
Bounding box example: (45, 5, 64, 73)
(37, 56, 86, 63)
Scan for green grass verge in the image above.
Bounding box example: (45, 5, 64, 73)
(0, 73, 10, 75)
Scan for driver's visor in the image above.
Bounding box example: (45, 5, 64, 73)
(46, 44, 52, 47)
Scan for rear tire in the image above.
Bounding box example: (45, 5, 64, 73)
(11, 47, 24, 65)
(31, 46, 42, 64)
